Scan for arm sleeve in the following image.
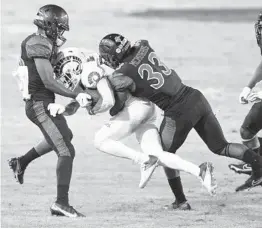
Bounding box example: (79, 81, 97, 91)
(26, 36, 53, 59)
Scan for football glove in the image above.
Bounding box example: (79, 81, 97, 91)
(239, 87, 251, 104)
(75, 93, 92, 107)
(47, 103, 66, 117)
(247, 91, 262, 103)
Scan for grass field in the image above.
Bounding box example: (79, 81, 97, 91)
(1, 0, 262, 227)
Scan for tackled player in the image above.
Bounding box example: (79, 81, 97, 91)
(48, 48, 217, 201)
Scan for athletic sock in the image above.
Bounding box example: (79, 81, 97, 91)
(168, 177, 187, 204)
(56, 156, 73, 206)
(19, 148, 40, 170)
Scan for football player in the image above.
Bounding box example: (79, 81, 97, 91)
(8, 5, 91, 217)
(98, 33, 262, 209)
(229, 12, 262, 176)
(49, 48, 217, 196)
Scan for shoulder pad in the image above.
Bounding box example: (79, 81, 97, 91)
(26, 35, 53, 59)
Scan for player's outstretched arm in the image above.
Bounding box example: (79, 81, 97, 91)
(35, 58, 79, 99)
(247, 60, 262, 89)
(240, 60, 262, 104)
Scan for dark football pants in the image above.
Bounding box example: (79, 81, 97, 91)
(25, 100, 75, 158)
(159, 89, 228, 155)
(241, 101, 262, 137)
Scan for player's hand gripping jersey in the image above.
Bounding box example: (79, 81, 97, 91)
(51, 47, 156, 118)
(52, 47, 117, 115)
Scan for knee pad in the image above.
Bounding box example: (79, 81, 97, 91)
(57, 142, 75, 159)
(240, 126, 255, 140)
(210, 141, 228, 155)
(240, 127, 259, 149)
(213, 144, 228, 156)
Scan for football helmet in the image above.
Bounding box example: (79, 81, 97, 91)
(99, 33, 131, 69)
(54, 47, 102, 91)
(255, 11, 262, 49)
(33, 4, 69, 47)
(54, 47, 86, 91)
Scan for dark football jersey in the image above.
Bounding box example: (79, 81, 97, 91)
(20, 33, 56, 102)
(113, 40, 185, 111)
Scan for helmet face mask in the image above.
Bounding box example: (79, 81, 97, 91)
(99, 33, 131, 69)
(100, 53, 120, 69)
(34, 4, 69, 47)
(56, 28, 67, 47)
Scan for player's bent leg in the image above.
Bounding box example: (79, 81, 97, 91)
(230, 102, 262, 174)
(24, 100, 84, 217)
(158, 117, 189, 208)
(8, 139, 53, 184)
(136, 124, 199, 176)
(94, 99, 155, 164)
(94, 116, 149, 164)
(229, 127, 258, 175)
(136, 123, 217, 195)
(194, 109, 262, 191)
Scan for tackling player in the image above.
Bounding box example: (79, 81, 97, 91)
(49, 48, 217, 196)
(98, 33, 262, 209)
(8, 5, 91, 217)
(229, 12, 262, 177)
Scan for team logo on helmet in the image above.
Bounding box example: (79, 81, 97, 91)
(115, 36, 122, 43)
(54, 55, 82, 91)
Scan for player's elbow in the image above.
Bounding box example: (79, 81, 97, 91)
(42, 79, 53, 90)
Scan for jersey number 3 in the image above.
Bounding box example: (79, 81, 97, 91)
(138, 52, 172, 89)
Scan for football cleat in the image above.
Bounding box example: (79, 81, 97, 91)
(8, 157, 25, 184)
(139, 155, 159, 189)
(50, 203, 85, 218)
(199, 162, 217, 196)
(163, 200, 192, 211)
(228, 162, 252, 175)
(235, 173, 262, 192)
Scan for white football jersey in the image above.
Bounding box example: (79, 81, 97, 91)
(81, 60, 114, 89)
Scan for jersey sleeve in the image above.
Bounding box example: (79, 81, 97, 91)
(108, 66, 136, 92)
(25, 36, 53, 59)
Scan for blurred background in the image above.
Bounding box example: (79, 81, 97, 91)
(1, 0, 262, 227)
